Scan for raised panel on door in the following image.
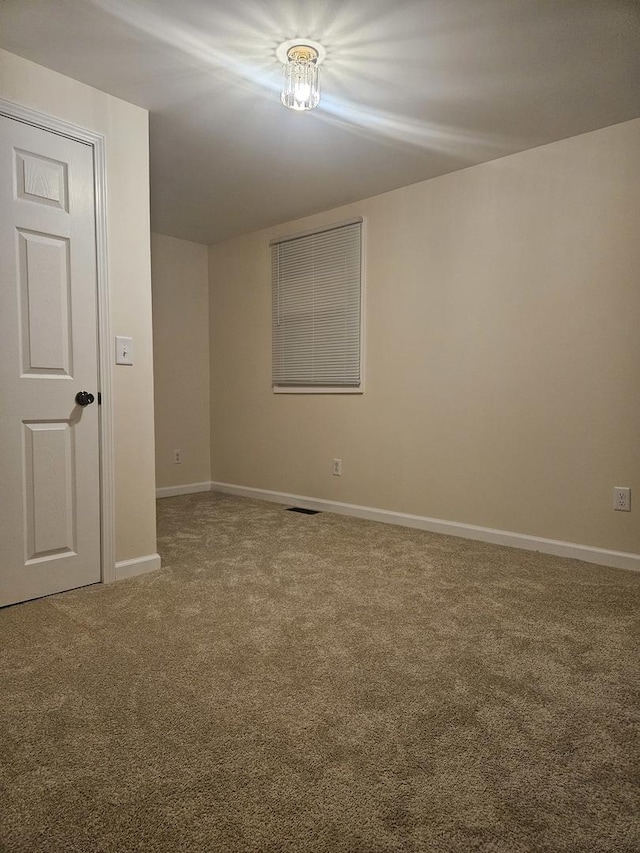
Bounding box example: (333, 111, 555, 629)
(15, 149, 69, 211)
(18, 229, 73, 376)
(0, 114, 101, 607)
(23, 421, 76, 561)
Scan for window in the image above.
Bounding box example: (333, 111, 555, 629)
(271, 218, 363, 393)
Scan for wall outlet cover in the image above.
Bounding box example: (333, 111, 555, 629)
(613, 486, 631, 512)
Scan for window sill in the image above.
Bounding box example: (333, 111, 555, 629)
(273, 386, 363, 395)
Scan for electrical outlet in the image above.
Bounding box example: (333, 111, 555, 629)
(332, 458, 342, 476)
(613, 486, 631, 512)
(174, 449, 182, 465)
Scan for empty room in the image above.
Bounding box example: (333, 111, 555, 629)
(0, 1, 639, 851)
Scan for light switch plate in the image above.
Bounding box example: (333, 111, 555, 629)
(115, 336, 133, 365)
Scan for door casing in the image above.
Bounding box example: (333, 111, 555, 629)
(0, 97, 116, 584)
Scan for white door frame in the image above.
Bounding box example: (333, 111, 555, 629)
(0, 97, 115, 584)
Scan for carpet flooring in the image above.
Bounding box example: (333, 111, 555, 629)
(1, 491, 639, 852)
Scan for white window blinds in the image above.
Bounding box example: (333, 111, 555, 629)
(272, 220, 362, 389)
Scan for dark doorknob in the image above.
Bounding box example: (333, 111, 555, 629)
(75, 391, 95, 407)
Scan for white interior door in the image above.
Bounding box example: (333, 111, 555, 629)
(0, 115, 101, 607)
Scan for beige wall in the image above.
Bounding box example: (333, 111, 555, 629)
(209, 118, 640, 556)
(0, 48, 157, 564)
(151, 233, 210, 489)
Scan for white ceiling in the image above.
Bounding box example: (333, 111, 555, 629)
(1, 0, 639, 244)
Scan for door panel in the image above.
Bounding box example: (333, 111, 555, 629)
(15, 148, 69, 210)
(23, 421, 75, 560)
(18, 230, 72, 375)
(0, 116, 101, 606)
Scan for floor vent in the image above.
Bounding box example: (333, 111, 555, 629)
(287, 507, 321, 515)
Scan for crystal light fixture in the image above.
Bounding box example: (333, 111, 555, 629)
(280, 44, 320, 111)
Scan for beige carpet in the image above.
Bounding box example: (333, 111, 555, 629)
(1, 491, 639, 853)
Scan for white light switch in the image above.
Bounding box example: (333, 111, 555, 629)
(115, 336, 134, 365)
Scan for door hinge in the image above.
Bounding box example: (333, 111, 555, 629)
(97, 392, 102, 405)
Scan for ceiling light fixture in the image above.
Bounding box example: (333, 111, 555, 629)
(277, 40, 326, 112)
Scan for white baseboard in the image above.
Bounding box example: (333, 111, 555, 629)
(115, 553, 162, 580)
(210, 481, 640, 573)
(156, 482, 212, 499)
